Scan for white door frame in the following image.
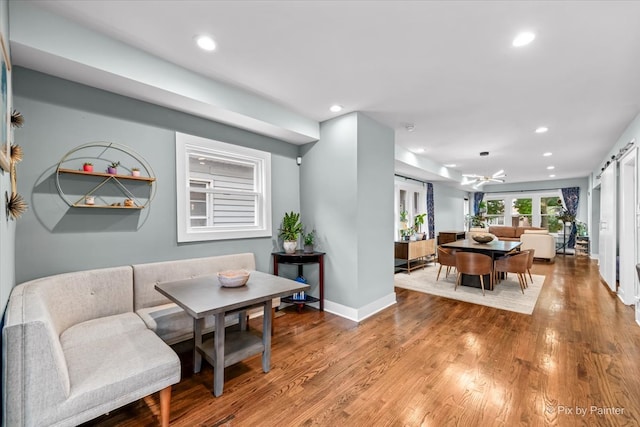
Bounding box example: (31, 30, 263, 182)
(618, 147, 637, 305)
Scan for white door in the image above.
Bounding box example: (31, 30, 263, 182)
(619, 148, 637, 305)
(599, 162, 617, 292)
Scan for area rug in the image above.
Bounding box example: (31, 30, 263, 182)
(394, 265, 545, 315)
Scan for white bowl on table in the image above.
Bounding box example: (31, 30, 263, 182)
(217, 270, 250, 287)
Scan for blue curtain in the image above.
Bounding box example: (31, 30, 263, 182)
(426, 183, 435, 239)
(561, 187, 580, 248)
(473, 192, 485, 216)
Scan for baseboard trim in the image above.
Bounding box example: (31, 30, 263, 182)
(324, 292, 396, 322)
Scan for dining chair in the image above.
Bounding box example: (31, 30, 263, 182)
(454, 252, 493, 296)
(523, 249, 535, 286)
(493, 251, 529, 293)
(437, 246, 457, 281)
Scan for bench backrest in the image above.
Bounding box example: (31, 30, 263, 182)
(132, 253, 256, 310)
(2, 266, 134, 426)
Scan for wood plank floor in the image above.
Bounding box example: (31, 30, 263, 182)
(84, 255, 640, 427)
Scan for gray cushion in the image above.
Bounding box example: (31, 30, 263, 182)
(55, 327, 180, 427)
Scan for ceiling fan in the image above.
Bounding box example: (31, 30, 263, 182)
(462, 169, 506, 188)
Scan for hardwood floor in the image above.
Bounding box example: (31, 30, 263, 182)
(84, 256, 640, 426)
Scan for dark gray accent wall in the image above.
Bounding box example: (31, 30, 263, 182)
(13, 67, 300, 284)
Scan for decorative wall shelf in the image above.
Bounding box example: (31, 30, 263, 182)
(55, 142, 156, 209)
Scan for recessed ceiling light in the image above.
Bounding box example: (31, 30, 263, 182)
(535, 126, 548, 133)
(549, 174, 556, 178)
(444, 163, 456, 168)
(414, 148, 425, 153)
(543, 152, 552, 157)
(195, 35, 216, 51)
(199, 161, 205, 165)
(329, 104, 343, 113)
(547, 166, 555, 170)
(512, 31, 536, 47)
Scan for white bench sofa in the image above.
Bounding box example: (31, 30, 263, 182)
(3, 252, 279, 426)
(2, 266, 180, 427)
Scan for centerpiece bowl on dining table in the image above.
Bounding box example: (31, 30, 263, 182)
(217, 270, 250, 287)
(472, 234, 494, 244)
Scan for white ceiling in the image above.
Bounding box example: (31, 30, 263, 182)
(13, 1, 640, 187)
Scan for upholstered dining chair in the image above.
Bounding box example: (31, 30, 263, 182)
(454, 252, 493, 296)
(493, 251, 529, 293)
(437, 246, 457, 281)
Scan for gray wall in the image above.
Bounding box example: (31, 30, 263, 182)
(433, 182, 468, 234)
(0, 0, 13, 314)
(13, 67, 300, 284)
(355, 113, 395, 304)
(300, 112, 394, 310)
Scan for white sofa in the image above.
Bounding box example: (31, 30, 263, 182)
(520, 229, 556, 262)
(3, 252, 279, 426)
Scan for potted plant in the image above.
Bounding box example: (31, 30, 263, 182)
(413, 213, 426, 239)
(107, 161, 120, 174)
(557, 208, 575, 224)
(83, 162, 93, 172)
(131, 167, 141, 177)
(576, 220, 588, 237)
(279, 211, 303, 254)
(303, 229, 316, 253)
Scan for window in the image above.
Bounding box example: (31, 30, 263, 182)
(480, 191, 564, 232)
(176, 132, 271, 242)
(394, 178, 427, 239)
(485, 199, 505, 225)
(540, 196, 563, 232)
(512, 198, 532, 227)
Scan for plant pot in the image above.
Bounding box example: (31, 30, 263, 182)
(107, 167, 117, 174)
(283, 241, 297, 254)
(303, 244, 314, 253)
(83, 164, 93, 172)
(132, 170, 141, 177)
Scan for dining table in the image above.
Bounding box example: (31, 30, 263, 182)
(440, 239, 522, 290)
(155, 270, 309, 396)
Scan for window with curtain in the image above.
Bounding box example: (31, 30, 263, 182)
(540, 196, 563, 232)
(483, 190, 564, 231)
(176, 132, 272, 242)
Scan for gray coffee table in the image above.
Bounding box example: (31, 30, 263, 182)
(155, 270, 309, 396)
